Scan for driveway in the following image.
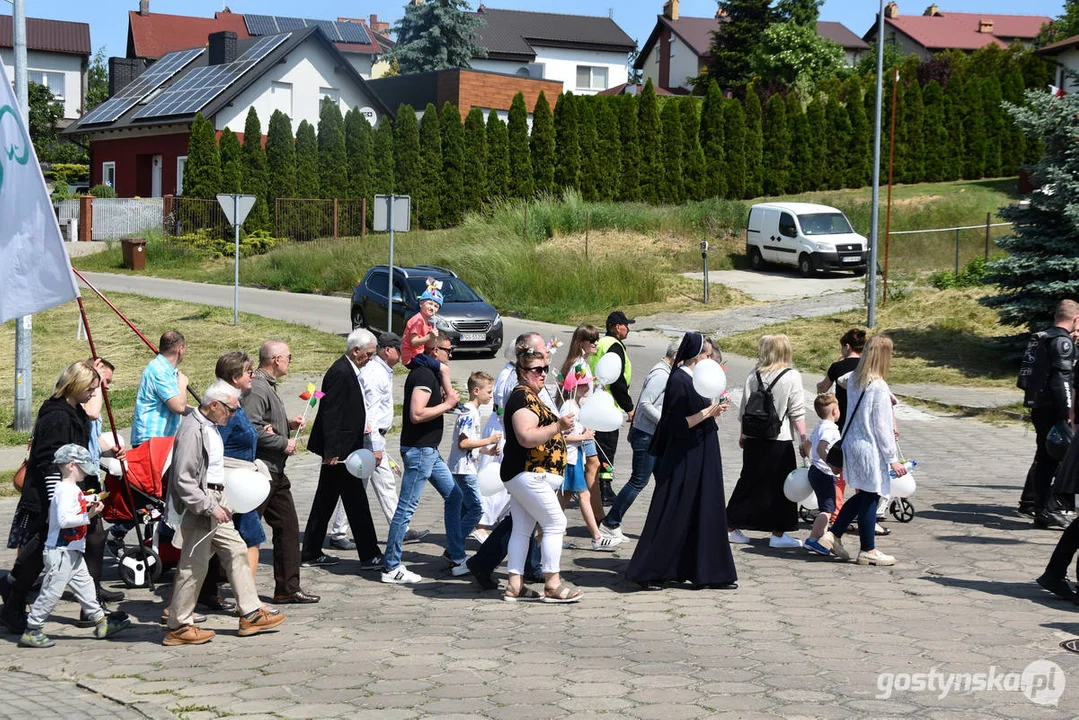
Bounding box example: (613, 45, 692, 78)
(685, 268, 864, 302)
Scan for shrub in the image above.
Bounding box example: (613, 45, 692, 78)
(172, 228, 282, 258)
(89, 184, 116, 198)
(930, 255, 993, 290)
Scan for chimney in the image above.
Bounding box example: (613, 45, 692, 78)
(367, 14, 391, 34)
(208, 31, 238, 66)
(138, 0, 150, 16)
(663, 0, 679, 21)
(979, 19, 994, 33)
(884, 2, 899, 18)
(108, 57, 146, 97)
(923, 4, 939, 16)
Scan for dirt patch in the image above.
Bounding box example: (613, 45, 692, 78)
(539, 229, 694, 260)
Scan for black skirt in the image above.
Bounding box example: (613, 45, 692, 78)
(726, 438, 798, 533)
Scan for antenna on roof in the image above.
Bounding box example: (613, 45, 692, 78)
(609, 7, 614, 19)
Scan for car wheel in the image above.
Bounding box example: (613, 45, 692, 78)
(749, 247, 764, 271)
(798, 254, 814, 277)
(351, 306, 366, 330)
(852, 266, 866, 277)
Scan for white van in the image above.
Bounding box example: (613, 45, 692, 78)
(745, 202, 868, 276)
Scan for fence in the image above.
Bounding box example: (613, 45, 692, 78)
(275, 198, 367, 241)
(162, 196, 229, 239)
(86, 198, 164, 241)
(883, 214, 1011, 276)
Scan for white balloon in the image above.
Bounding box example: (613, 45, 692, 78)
(225, 468, 270, 514)
(99, 432, 125, 453)
(783, 468, 813, 503)
(801, 490, 819, 511)
(578, 392, 623, 432)
(99, 457, 122, 477)
(692, 359, 727, 399)
(478, 462, 504, 497)
(890, 470, 916, 498)
(594, 353, 622, 385)
(345, 449, 377, 480)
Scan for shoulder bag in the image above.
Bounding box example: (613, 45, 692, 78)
(825, 388, 867, 471)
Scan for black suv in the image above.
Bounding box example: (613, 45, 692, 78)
(351, 265, 504, 356)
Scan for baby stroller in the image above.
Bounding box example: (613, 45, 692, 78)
(101, 435, 180, 588)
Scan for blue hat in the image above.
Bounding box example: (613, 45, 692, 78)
(419, 279, 444, 306)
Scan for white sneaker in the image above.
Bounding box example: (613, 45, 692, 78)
(591, 535, 623, 551)
(728, 529, 750, 544)
(857, 549, 896, 566)
(599, 524, 625, 541)
(381, 565, 423, 584)
(450, 560, 471, 577)
(768, 533, 802, 549)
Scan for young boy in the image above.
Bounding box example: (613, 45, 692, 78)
(20, 444, 131, 648)
(803, 395, 843, 557)
(448, 372, 501, 574)
(402, 278, 459, 408)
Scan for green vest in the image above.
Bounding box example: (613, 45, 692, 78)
(589, 335, 632, 389)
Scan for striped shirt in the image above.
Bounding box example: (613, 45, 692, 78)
(131, 354, 181, 446)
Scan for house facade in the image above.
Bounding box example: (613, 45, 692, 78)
(1036, 34, 1079, 94)
(635, 0, 868, 94)
(0, 15, 91, 123)
(64, 28, 390, 198)
(467, 6, 634, 96)
(863, 2, 1051, 60)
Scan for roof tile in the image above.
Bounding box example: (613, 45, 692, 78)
(880, 11, 1050, 51)
(0, 15, 91, 56)
(472, 7, 635, 59)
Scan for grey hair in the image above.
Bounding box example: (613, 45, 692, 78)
(665, 340, 680, 359)
(347, 328, 377, 352)
(202, 379, 239, 406)
(258, 339, 286, 366)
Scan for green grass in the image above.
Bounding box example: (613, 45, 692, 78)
(74, 181, 1020, 324)
(0, 293, 345, 446)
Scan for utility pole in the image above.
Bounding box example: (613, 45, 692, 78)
(867, 0, 886, 329)
(13, 0, 32, 431)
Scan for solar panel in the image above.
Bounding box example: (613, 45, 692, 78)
(275, 16, 306, 31)
(310, 19, 342, 41)
(77, 48, 204, 125)
(244, 14, 278, 36)
(134, 34, 290, 120)
(336, 22, 371, 44)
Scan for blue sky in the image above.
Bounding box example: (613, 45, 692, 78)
(6, 0, 1067, 59)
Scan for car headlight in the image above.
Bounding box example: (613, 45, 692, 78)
(815, 243, 835, 252)
(433, 315, 453, 332)
(492, 314, 503, 329)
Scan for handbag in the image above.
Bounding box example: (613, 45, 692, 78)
(11, 437, 31, 491)
(825, 390, 867, 471)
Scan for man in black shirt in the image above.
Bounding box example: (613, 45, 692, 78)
(381, 337, 464, 584)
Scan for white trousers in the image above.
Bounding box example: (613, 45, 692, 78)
(506, 471, 567, 575)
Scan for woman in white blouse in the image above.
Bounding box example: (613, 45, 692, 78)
(818, 335, 908, 566)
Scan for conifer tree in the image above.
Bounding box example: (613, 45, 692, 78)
(554, 92, 580, 191)
(486, 110, 510, 200)
(577, 98, 601, 201)
(317, 99, 348, 199)
(463, 107, 488, 214)
(1000, 67, 1027, 176)
(530, 91, 556, 195)
(218, 127, 243, 194)
(943, 82, 965, 181)
(659, 100, 684, 203)
(961, 78, 987, 179)
(637, 79, 664, 204)
(371, 117, 395, 196)
(699, 81, 727, 199)
(507, 92, 533, 198)
(921, 81, 949, 183)
(846, 78, 872, 188)
(182, 112, 221, 199)
(743, 85, 764, 198)
(680, 98, 707, 201)
(439, 102, 466, 226)
(804, 96, 827, 191)
(241, 107, 269, 230)
(265, 110, 296, 221)
(824, 95, 851, 190)
(721, 98, 746, 199)
(785, 92, 809, 195)
(899, 80, 925, 184)
(982, 76, 1004, 178)
(709, 0, 775, 89)
(617, 96, 641, 201)
(761, 93, 789, 195)
(345, 109, 373, 210)
(418, 103, 443, 228)
(295, 120, 319, 198)
(594, 99, 622, 201)
(394, 104, 422, 204)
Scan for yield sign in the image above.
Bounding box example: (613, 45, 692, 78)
(216, 193, 257, 227)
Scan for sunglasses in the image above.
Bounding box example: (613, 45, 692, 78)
(525, 365, 550, 375)
(274, 354, 292, 362)
(436, 346, 453, 355)
(223, 403, 240, 416)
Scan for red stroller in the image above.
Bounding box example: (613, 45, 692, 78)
(102, 435, 181, 588)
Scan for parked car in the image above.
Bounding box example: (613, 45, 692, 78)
(351, 265, 504, 356)
(746, 202, 868, 276)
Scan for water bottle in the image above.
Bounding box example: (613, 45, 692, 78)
(888, 460, 917, 479)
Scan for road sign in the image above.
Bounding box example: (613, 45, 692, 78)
(216, 193, 257, 227)
(373, 194, 411, 232)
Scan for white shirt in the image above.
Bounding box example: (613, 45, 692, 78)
(46, 481, 90, 552)
(448, 404, 483, 475)
(809, 419, 841, 476)
(360, 354, 395, 452)
(202, 419, 225, 486)
(560, 398, 585, 465)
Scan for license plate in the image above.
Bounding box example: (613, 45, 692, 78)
(460, 333, 486, 342)
(842, 256, 860, 263)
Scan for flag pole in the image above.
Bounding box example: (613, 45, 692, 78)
(75, 295, 155, 592)
(12, 0, 31, 431)
(867, 0, 886, 329)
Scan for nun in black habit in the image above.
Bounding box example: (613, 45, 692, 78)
(625, 332, 738, 590)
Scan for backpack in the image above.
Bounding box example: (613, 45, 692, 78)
(1018, 331, 1049, 408)
(741, 369, 791, 439)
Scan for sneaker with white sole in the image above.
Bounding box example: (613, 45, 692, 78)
(450, 560, 472, 577)
(381, 565, 423, 584)
(591, 535, 623, 551)
(857, 549, 896, 566)
(600, 524, 626, 541)
(768, 533, 802, 549)
(728, 529, 750, 544)
(829, 534, 851, 561)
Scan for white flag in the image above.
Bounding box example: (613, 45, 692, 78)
(0, 61, 79, 324)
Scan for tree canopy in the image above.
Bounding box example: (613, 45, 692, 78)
(389, 0, 487, 74)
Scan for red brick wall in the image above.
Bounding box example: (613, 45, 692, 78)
(90, 132, 191, 198)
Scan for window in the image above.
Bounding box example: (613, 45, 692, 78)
(778, 212, 798, 238)
(271, 81, 293, 117)
(175, 156, 187, 196)
(798, 212, 853, 236)
(101, 162, 116, 190)
(575, 65, 609, 91)
(319, 87, 340, 107)
(28, 70, 65, 100)
(366, 270, 389, 298)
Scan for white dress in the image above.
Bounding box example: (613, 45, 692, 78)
(478, 363, 516, 525)
(841, 378, 899, 497)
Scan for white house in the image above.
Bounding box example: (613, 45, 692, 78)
(1036, 34, 1079, 94)
(0, 15, 91, 123)
(467, 6, 635, 96)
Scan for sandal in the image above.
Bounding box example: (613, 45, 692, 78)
(503, 586, 542, 603)
(542, 583, 583, 604)
(875, 525, 891, 536)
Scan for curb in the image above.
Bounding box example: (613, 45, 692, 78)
(893, 392, 1026, 421)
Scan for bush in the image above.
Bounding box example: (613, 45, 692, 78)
(89, 184, 116, 198)
(173, 228, 282, 259)
(929, 255, 993, 290)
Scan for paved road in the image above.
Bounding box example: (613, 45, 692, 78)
(684, 268, 864, 302)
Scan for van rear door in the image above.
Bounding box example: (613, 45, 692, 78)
(759, 208, 781, 261)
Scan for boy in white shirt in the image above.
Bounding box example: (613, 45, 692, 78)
(804, 395, 843, 557)
(448, 372, 501, 573)
(20, 444, 131, 648)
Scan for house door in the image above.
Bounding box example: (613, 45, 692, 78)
(151, 155, 162, 197)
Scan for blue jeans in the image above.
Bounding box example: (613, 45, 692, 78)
(830, 490, 879, 552)
(603, 427, 656, 529)
(384, 446, 464, 571)
(453, 473, 483, 541)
